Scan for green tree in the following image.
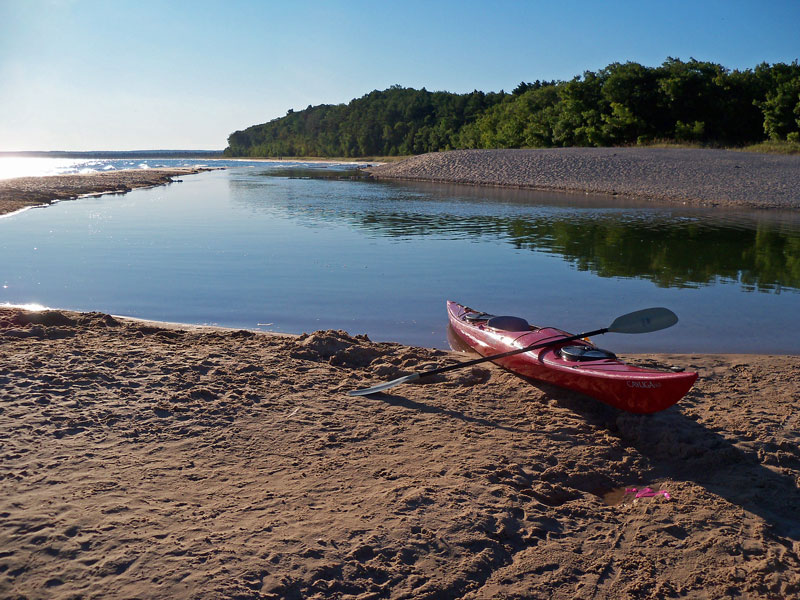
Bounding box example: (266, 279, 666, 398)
(759, 74, 800, 140)
(599, 62, 662, 143)
(552, 72, 608, 146)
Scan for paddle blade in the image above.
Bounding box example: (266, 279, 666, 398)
(608, 307, 678, 334)
(348, 373, 421, 396)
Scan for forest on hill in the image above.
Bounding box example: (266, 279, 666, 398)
(224, 58, 800, 157)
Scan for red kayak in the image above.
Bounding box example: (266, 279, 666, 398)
(447, 301, 697, 413)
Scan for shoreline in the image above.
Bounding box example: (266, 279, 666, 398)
(5, 149, 799, 215)
(4, 303, 797, 357)
(366, 148, 800, 210)
(0, 167, 216, 217)
(1, 306, 799, 597)
(225, 156, 383, 164)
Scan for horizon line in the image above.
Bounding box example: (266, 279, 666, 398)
(0, 149, 226, 156)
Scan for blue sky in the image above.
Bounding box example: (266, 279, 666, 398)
(1, 0, 798, 151)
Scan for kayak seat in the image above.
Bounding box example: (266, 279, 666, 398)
(464, 311, 494, 322)
(486, 315, 530, 331)
(559, 345, 617, 361)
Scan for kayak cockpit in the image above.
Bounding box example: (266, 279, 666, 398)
(558, 345, 617, 361)
(486, 315, 531, 331)
(462, 311, 533, 332)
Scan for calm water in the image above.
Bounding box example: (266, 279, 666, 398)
(2, 161, 798, 353)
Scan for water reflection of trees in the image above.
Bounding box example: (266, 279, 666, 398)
(234, 172, 799, 293)
(357, 212, 800, 293)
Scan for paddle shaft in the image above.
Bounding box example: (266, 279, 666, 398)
(418, 326, 610, 379)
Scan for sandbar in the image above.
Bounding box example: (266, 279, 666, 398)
(367, 148, 800, 210)
(0, 168, 214, 217)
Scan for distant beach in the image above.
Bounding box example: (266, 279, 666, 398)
(367, 148, 800, 210)
(4, 148, 799, 217)
(0, 167, 213, 217)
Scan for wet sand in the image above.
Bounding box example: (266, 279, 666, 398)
(367, 148, 800, 210)
(0, 168, 214, 217)
(1, 307, 798, 599)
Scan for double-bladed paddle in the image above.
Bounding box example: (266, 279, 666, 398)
(348, 307, 678, 396)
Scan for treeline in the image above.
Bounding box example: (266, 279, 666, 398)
(226, 87, 506, 157)
(225, 58, 800, 157)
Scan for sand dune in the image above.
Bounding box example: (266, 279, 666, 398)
(1, 308, 798, 598)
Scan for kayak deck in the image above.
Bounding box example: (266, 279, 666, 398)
(447, 301, 697, 414)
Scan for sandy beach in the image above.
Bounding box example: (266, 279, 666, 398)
(0, 168, 214, 217)
(367, 148, 800, 210)
(1, 307, 799, 599)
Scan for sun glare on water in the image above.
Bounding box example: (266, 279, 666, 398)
(0, 302, 51, 312)
(0, 157, 86, 180)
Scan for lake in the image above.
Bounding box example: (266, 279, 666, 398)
(2, 161, 798, 354)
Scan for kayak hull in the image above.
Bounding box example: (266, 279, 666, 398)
(447, 301, 697, 414)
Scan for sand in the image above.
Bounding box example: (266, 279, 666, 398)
(366, 148, 800, 210)
(0, 168, 215, 217)
(1, 307, 798, 599)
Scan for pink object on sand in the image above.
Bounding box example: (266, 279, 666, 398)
(625, 487, 671, 500)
